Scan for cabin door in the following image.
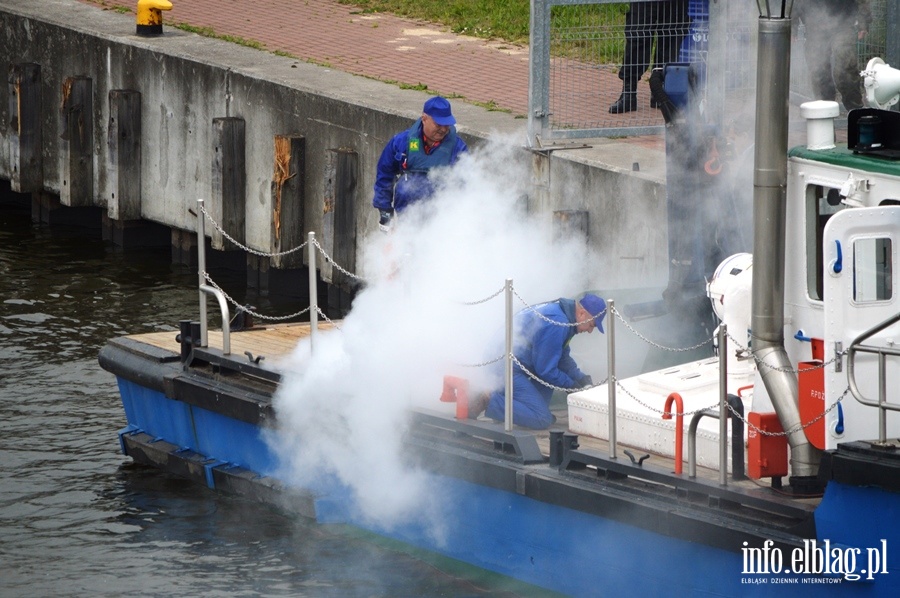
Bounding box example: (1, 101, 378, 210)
(823, 206, 900, 449)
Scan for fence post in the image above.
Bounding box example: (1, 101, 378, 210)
(504, 278, 514, 432)
(718, 323, 728, 486)
(308, 231, 318, 353)
(607, 299, 616, 459)
(197, 198, 208, 348)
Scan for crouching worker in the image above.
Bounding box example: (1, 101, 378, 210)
(472, 294, 606, 430)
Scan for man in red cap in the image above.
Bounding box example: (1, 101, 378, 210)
(372, 96, 468, 232)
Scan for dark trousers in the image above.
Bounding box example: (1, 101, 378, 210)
(618, 0, 690, 87)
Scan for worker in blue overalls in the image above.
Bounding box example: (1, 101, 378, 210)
(372, 96, 468, 232)
(476, 294, 606, 430)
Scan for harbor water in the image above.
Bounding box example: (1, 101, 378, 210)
(0, 192, 537, 597)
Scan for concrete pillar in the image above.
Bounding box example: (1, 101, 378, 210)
(8, 63, 42, 193)
(60, 76, 94, 207)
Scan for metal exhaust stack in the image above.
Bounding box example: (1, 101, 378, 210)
(751, 2, 821, 486)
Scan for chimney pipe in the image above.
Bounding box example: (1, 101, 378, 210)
(751, 15, 821, 482)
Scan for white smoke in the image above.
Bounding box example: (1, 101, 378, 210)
(267, 132, 599, 539)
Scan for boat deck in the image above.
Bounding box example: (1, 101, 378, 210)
(123, 322, 821, 511)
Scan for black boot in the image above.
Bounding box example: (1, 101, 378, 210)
(609, 81, 638, 114)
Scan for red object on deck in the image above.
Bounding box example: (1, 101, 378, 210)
(798, 359, 826, 449)
(440, 375, 470, 419)
(747, 412, 788, 479)
(662, 393, 684, 475)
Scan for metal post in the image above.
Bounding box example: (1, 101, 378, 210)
(718, 324, 728, 486)
(308, 231, 318, 352)
(504, 278, 514, 432)
(607, 299, 616, 459)
(879, 353, 887, 443)
(197, 198, 208, 348)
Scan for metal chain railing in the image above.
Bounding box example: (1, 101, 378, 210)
(458, 284, 507, 306)
(725, 329, 841, 375)
(199, 203, 308, 258)
(313, 305, 343, 331)
(199, 203, 846, 441)
(200, 271, 313, 322)
(309, 235, 368, 284)
(614, 306, 713, 353)
(510, 354, 607, 393)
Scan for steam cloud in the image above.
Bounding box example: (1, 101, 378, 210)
(268, 134, 599, 539)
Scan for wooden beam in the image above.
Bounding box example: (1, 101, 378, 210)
(107, 89, 142, 220)
(8, 63, 42, 193)
(211, 117, 246, 251)
(60, 76, 94, 207)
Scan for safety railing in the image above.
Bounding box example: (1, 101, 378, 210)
(193, 198, 851, 479)
(846, 310, 900, 445)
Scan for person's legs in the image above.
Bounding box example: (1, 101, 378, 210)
(832, 26, 863, 110)
(484, 374, 555, 429)
(610, 2, 654, 113)
(803, 23, 838, 103)
(652, 0, 689, 68)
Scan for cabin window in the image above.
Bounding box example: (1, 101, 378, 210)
(853, 237, 893, 303)
(807, 184, 845, 300)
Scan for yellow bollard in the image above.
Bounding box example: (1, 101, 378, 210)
(136, 0, 173, 37)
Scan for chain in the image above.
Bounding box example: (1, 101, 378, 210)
(201, 271, 313, 321)
(612, 306, 713, 353)
(457, 284, 506, 306)
(608, 376, 848, 438)
(725, 330, 841, 375)
(511, 287, 601, 329)
(730, 386, 851, 437)
(510, 354, 607, 392)
(312, 306, 343, 331)
(199, 204, 308, 258)
(456, 353, 506, 368)
(609, 378, 721, 417)
(311, 236, 368, 283)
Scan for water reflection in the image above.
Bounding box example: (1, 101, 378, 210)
(0, 195, 533, 597)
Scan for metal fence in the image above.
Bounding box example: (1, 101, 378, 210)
(527, 0, 895, 148)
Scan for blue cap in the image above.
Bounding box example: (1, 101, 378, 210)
(579, 294, 606, 333)
(423, 96, 456, 126)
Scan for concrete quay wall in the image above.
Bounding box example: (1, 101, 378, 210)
(0, 0, 668, 291)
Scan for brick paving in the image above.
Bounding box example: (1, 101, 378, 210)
(83, 0, 533, 116)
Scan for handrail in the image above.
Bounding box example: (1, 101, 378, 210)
(196, 198, 231, 355)
(662, 393, 684, 474)
(687, 394, 746, 482)
(199, 284, 231, 355)
(846, 310, 900, 443)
